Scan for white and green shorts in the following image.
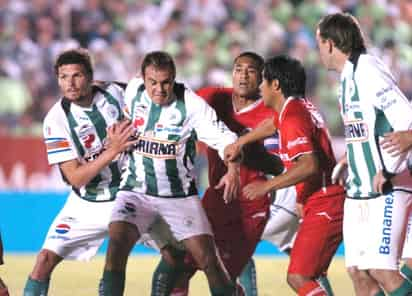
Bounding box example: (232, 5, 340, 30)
(42, 191, 114, 261)
(110, 191, 213, 249)
(344, 191, 412, 270)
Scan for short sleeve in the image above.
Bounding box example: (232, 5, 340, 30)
(43, 107, 78, 165)
(281, 112, 314, 160)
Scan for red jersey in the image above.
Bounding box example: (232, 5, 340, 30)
(195, 87, 274, 278)
(277, 97, 343, 204)
(197, 87, 275, 196)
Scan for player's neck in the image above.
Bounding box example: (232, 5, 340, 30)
(72, 89, 94, 108)
(232, 94, 258, 112)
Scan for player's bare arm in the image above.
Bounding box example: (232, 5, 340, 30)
(215, 161, 240, 204)
(59, 120, 138, 188)
(224, 118, 276, 162)
(381, 130, 412, 156)
(243, 153, 319, 200)
(331, 154, 348, 186)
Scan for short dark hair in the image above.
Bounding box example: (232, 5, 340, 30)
(263, 55, 306, 98)
(141, 51, 176, 79)
(54, 48, 93, 79)
(318, 13, 366, 55)
(234, 51, 264, 83)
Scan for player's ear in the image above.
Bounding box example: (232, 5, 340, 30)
(272, 79, 280, 91)
(328, 40, 333, 54)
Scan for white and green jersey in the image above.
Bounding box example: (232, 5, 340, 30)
(339, 53, 412, 199)
(120, 78, 237, 198)
(43, 82, 126, 202)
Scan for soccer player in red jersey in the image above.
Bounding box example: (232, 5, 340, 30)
(225, 55, 345, 296)
(152, 52, 284, 296)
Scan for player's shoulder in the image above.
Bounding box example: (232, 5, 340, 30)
(356, 54, 385, 77)
(196, 86, 232, 100)
(281, 98, 311, 123)
(44, 99, 65, 124)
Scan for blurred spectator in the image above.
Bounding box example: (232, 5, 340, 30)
(0, 0, 411, 137)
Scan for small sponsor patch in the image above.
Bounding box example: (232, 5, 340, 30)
(55, 224, 71, 234)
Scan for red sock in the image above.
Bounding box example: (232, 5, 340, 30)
(170, 287, 189, 296)
(0, 287, 9, 296)
(298, 281, 327, 296)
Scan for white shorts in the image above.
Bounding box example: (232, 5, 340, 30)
(261, 204, 299, 252)
(344, 191, 412, 270)
(111, 191, 212, 246)
(42, 191, 114, 261)
(402, 208, 412, 259)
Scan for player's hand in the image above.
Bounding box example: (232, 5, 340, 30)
(106, 120, 139, 154)
(224, 142, 243, 164)
(381, 131, 412, 157)
(331, 157, 348, 186)
(372, 170, 391, 194)
(215, 163, 240, 204)
(243, 180, 270, 200)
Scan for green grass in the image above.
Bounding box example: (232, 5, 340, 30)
(1, 254, 353, 295)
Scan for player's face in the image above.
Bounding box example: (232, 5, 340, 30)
(316, 29, 334, 70)
(259, 78, 276, 108)
(144, 65, 175, 106)
(57, 64, 92, 104)
(232, 56, 261, 98)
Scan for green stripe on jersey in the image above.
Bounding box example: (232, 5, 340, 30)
(374, 108, 393, 136)
(85, 105, 107, 140)
(66, 112, 85, 156)
(144, 103, 162, 195)
(164, 98, 186, 196)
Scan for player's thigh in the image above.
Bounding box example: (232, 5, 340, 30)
(42, 191, 114, 260)
(288, 205, 342, 277)
(261, 205, 299, 251)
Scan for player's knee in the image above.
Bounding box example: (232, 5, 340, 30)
(194, 250, 217, 273)
(287, 273, 306, 290)
(369, 269, 399, 286)
(32, 249, 61, 279)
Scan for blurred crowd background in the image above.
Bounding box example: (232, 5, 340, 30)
(1, 0, 412, 137)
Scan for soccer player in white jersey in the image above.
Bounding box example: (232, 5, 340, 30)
(100, 51, 238, 295)
(316, 13, 412, 295)
(23, 49, 138, 295)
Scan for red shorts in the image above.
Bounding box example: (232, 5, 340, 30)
(200, 187, 270, 279)
(288, 191, 344, 277)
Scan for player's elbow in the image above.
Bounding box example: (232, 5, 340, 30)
(66, 176, 86, 189)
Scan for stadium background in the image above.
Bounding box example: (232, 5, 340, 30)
(0, 0, 411, 294)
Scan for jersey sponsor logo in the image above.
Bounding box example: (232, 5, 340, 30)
(133, 135, 178, 159)
(379, 193, 394, 254)
(155, 123, 182, 135)
(167, 108, 182, 125)
(376, 85, 394, 98)
(45, 137, 71, 155)
(133, 116, 145, 128)
(82, 134, 96, 149)
(55, 223, 71, 234)
(286, 137, 309, 150)
(344, 119, 368, 142)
